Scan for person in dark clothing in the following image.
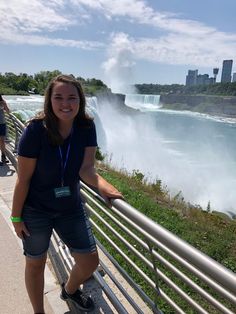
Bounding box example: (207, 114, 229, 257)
(0, 94, 10, 166)
(11, 75, 123, 313)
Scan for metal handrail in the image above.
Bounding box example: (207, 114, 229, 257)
(82, 183, 236, 313)
(5, 113, 25, 168)
(6, 113, 236, 314)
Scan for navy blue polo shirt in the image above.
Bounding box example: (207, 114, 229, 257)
(18, 119, 97, 213)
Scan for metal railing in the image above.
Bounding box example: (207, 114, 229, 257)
(5, 113, 25, 169)
(5, 113, 236, 314)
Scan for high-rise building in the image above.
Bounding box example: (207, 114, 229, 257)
(233, 73, 236, 82)
(186, 70, 198, 86)
(221, 60, 233, 83)
(196, 74, 209, 85)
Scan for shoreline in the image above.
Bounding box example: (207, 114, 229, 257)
(160, 105, 236, 124)
(159, 93, 236, 119)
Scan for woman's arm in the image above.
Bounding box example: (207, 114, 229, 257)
(79, 147, 123, 205)
(11, 156, 37, 238)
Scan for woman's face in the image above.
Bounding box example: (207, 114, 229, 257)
(51, 82, 80, 123)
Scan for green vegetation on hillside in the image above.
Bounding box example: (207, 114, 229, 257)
(94, 162, 236, 312)
(2, 70, 236, 97)
(97, 162, 236, 273)
(0, 70, 109, 95)
(135, 82, 236, 96)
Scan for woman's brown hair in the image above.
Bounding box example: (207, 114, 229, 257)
(33, 74, 93, 145)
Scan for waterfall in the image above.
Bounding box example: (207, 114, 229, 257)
(86, 96, 107, 149)
(86, 96, 99, 112)
(125, 94, 161, 111)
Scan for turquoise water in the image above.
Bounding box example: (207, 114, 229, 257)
(5, 95, 236, 215)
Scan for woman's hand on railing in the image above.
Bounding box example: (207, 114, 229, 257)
(98, 182, 124, 207)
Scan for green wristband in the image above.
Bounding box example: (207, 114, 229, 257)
(10, 216, 23, 223)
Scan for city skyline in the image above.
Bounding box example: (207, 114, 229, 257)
(186, 59, 235, 86)
(0, 1, 236, 92)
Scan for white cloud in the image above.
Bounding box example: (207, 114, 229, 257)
(0, 0, 235, 69)
(115, 32, 235, 67)
(71, 0, 236, 67)
(133, 32, 236, 67)
(71, 0, 217, 36)
(0, 0, 101, 49)
(0, 0, 73, 33)
(1, 31, 103, 50)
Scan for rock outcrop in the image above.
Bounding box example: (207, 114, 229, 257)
(160, 94, 236, 117)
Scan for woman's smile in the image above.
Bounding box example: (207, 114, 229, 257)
(51, 82, 80, 122)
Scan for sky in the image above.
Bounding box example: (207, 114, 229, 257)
(1, 0, 236, 92)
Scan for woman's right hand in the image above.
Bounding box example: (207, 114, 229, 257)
(12, 222, 30, 239)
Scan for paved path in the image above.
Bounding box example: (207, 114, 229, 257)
(0, 163, 70, 314)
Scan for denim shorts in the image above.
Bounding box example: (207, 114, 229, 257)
(21, 205, 97, 259)
(0, 124, 6, 136)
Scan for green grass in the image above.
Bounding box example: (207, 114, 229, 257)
(92, 163, 236, 313)
(97, 162, 236, 271)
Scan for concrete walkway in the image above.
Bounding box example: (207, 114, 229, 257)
(0, 162, 70, 314)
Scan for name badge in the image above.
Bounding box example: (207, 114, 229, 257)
(54, 186, 71, 198)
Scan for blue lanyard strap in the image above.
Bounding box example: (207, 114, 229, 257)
(58, 130, 73, 186)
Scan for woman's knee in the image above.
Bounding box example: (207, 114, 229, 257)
(90, 251, 99, 269)
(73, 251, 99, 272)
(25, 255, 47, 274)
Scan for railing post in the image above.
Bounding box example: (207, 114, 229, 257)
(146, 240, 162, 312)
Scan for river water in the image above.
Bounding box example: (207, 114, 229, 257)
(4, 94, 236, 216)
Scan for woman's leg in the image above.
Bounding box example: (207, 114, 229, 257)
(55, 208, 99, 293)
(21, 206, 52, 313)
(0, 124, 6, 155)
(65, 251, 99, 294)
(25, 254, 47, 313)
(0, 136, 5, 155)
(0, 135, 8, 164)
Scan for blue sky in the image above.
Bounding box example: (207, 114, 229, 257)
(1, 0, 236, 92)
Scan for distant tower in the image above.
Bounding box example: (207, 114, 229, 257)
(221, 60, 233, 83)
(213, 68, 219, 83)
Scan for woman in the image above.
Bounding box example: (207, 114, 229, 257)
(0, 94, 10, 166)
(11, 74, 123, 313)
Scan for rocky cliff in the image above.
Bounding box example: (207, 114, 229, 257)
(160, 94, 236, 117)
(95, 90, 140, 115)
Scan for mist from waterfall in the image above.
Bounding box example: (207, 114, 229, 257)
(95, 96, 236, 216)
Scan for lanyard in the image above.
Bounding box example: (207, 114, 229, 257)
(58, 129, 73, 186)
